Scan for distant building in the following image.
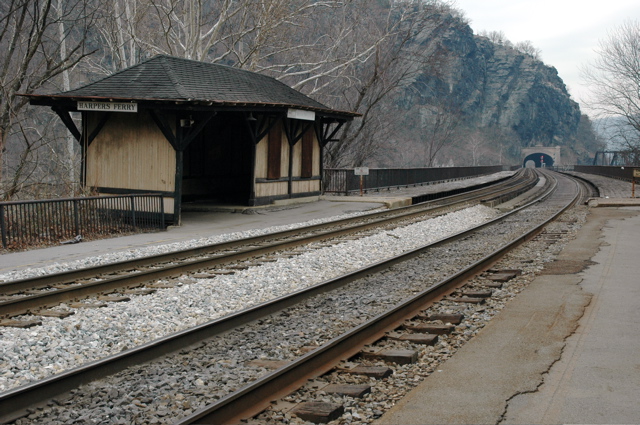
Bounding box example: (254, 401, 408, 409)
(26, 55, 359, 224)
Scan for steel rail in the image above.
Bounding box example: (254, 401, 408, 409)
(178, 172, 581, 424)
(0, 170, 557, 423)
(0, 171, 533, 295)
(0, 172, 538, 318)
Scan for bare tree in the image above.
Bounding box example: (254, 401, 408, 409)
(87, 0, 149, 74)
(323, 1, 456, 168)
(467, 131, 487, 165)
(419, 100, 462, 166)
(0, 0, 95, 199)
(86, 0, 456, 170)
(478, 30, 513, 48)
(582, 19, 640, 148)
(515, 40, 541, 60)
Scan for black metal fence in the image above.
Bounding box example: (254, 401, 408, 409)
(0, 194, 165, 251)
(572, 165, 638, 182)
(323, 166, 507, 195)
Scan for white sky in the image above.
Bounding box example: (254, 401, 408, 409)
(453, 0, 640, 115)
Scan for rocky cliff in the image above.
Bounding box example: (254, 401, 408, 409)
(394, 14, 585, 165)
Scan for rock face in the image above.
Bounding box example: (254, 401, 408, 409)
(408, 15, 581, 149)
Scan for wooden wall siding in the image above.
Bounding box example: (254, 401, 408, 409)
(292, 128, 319, 178)
(292, 179, 320, 193)
(255, 181, 288, 197)
(301, 129, 312, 178)
(163, 196, 175, 213)
(257, 119, 290, 180)
(279, 125, 289, 177)
(86, 111, 175, 192)
(267, 120, 283, 179)
(255, 136, 268, 179)
(292, 140, 302, 176)
(312, 132, 321, 176)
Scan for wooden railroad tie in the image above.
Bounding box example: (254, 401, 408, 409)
(338, 365, 393, 379)
(401, 323, 455, 335)
(418, 313, 465, 324)
(323, 384, 371, 398)
(292, 402, 344, 423)
(0, 319, 42, 328)
(360, 348, 418, 365)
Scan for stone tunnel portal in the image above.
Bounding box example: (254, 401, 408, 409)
(523, 152, 555, 168)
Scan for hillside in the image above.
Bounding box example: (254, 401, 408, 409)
(378, 14, 598, 167)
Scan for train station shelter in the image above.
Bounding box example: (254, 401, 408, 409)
(26, 55, 359, 224)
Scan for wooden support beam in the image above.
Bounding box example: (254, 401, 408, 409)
(86, 113, 110, 147)
(52, 106, 81, 141)
(149, 109, 178, 150)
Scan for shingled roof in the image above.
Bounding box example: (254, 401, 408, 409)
(30, 55, 358, 117)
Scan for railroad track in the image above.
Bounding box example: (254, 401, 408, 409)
(0, 170, 537, 321)
(178, 170, 590, 424)
(0, 171, 596, 424)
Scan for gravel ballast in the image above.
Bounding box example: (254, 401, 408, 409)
(0, 204, 498, 393)
(8, 199, 589, 425)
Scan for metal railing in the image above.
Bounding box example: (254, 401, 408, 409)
(323, 166, 507, 195)
(0, 194, 165, 251)
(573, 165, 635, 181)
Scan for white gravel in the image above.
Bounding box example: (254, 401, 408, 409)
(0, 204, 498, 393)
(0, 208, 383, 282)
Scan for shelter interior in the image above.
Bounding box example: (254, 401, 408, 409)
(182, 112, 253, 204)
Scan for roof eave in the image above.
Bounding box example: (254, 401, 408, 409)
(21, 93, 361, 119)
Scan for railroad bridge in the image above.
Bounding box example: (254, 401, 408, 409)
(522, 145, 561, 168)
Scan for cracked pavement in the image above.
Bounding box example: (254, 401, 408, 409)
(376, 207, 639, 424)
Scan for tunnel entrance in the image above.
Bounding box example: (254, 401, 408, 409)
(523, 152, 554, 168)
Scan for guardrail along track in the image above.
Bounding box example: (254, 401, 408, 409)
(0, 170, 538, 320)
(0, 171, 590, 424)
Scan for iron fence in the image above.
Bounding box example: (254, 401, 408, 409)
(573, 165, 635, 181)
(323, 166, 507, 195)
(0, 194, 165, 251)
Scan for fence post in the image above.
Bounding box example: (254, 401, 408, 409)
(130, 195, 137, 229)
(159, 195, 165, 229)
(0, 204, 6, 249)
(73, 199, 80, 236)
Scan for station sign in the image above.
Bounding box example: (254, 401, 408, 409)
(287, 108, 315, 121)
(77, 101, 138, 113)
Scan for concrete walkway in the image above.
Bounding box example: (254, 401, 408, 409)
(0, 199, 385, 274)
(375, 207, 640, 424)
(503, 207, 640, 424)
(0, 172, 515, 274)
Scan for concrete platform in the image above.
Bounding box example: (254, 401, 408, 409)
(375, 206, 640, 425)
(0, 172, 514, 274)
(0, 199, 385, 274)
(587, 197, 640, 207)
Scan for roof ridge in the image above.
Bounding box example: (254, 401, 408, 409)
(34, 54, 360, 118)
(158, 56, 193, 99)
(59, 56, 156, 94)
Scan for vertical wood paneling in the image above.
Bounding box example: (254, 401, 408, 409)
(280, 127, 289, 177)
(292, 180, 320, 193)
(86, 111, 175, 192)
(256, 181, 288, 197)
(312, 132, 320, 176)
(255, 137, 268, 179)
(292, 141, 302, 177)
(301, 128, 313, 178)
(267, 120, 282, 179)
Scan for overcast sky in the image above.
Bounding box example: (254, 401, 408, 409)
(453, 0, 640, 115)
